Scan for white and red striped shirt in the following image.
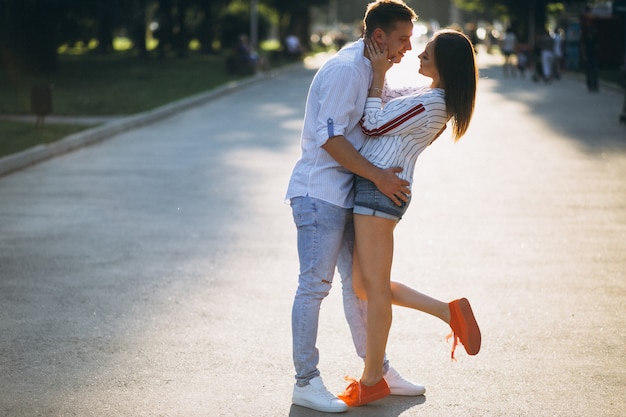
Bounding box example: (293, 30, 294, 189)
(360, 86, 448, 187)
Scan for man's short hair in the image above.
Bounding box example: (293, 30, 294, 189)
(363, 0, 417, 37)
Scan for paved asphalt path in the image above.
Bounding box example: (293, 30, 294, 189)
(1, 48, 625, 417)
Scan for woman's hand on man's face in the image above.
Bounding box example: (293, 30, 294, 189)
(365, 38, 393, 75)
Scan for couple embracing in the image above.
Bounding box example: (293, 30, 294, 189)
(285, 0, 481, 412)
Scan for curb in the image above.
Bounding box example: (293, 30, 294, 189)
(0, 69, 288, 178)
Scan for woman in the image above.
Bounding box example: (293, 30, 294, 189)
(338, 29, 481, 407)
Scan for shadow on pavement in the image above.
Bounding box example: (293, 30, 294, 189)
(289, 395, 426, 417)
(478, 60, 625, 153)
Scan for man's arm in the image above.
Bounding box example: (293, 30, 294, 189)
(322, 135, 410, 206)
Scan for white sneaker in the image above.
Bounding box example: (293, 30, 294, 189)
(384, 366, 426, 396)
(292, 376, 348, 413)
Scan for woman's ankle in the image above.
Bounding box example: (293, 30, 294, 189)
(360, 376, 383, 387)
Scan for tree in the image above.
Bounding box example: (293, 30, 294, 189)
(0, 0, 66, 73)
(0, 0, 156, 73)
(127, 0, 150, 58)
(453, 0, 577, 42)
(93, 0, 128, 54)
(264, 0, 330, 50)
(0, 0, 331, 75)
(216, 0, 276, 51)
(194, 0, 230, 54)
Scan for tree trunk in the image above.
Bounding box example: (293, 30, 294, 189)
(156, 0, 173, 58)
(0, 1, 59, 74)
(199, 1, 214, 54)
(173, 0, 188, 58)
(96, 3, 114, 54)
(131, 0, 148, 58)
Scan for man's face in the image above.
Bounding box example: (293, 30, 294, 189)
(375, 20, 413, 64)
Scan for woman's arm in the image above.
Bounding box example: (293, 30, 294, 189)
(365, 39, 392, 100)
(361, 96, 445, 137)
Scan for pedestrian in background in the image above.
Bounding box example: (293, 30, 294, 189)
(501, 27, 517, 77)
(552, 28, 564, 80)
(582, 26, 599, 92)
(285, 34, 303, 60)
(539, 30, 555, 81)
(516, 43, 531, 78)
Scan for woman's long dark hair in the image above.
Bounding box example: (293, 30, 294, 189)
(433, 29, 478, 141)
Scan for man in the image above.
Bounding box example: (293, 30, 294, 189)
(285, 1, 425, 413)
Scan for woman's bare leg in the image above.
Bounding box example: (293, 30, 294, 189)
(390, 281, 451, 324)
(353, 213, 396, 386)
(354, 264, 451, 326)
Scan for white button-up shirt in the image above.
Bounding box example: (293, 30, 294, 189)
(285, 39, 373, 208)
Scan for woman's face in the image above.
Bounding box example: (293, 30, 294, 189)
(418, 39, 439, 80)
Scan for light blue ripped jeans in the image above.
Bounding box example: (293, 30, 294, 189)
(290, 195, 389, 386)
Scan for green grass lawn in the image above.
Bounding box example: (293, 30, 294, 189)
(0, 52, 245, 115)
(0, 51, 265, 159)
(0, 121, 89, 158)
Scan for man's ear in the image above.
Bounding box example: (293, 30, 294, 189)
(371, 28, 386, 48)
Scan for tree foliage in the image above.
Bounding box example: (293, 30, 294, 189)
(265, 0, 329, 47)
(454, 0, 581, 42)
(0, 0, 330, 74)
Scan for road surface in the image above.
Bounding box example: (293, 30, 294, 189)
(1, 49, 625, 416)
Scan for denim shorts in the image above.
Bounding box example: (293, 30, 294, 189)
(353, 175, 411, 221)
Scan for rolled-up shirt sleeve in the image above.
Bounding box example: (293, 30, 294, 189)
(315, 63, 362, 147)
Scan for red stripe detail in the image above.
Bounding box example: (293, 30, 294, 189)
(362, 104, 425, 136)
